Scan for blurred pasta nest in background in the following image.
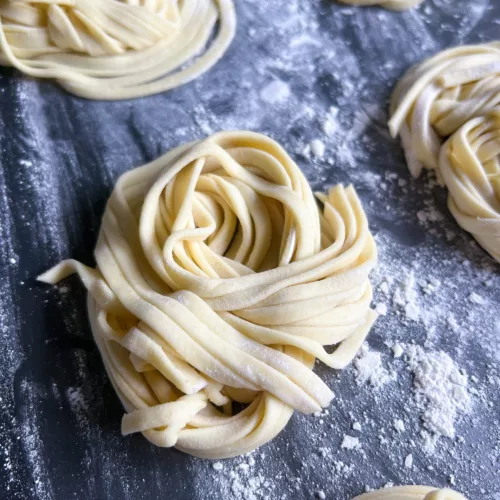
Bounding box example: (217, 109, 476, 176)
(0, 0, 236, 99)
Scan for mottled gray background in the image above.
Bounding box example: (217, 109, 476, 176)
(0, 1, 499, 499)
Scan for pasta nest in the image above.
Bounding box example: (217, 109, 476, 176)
(0, 0, 236, 99)
(40, 131, 378, 459)
(389, 42, 500, 263)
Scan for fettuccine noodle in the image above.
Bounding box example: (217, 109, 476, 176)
(338, 0, 423, 11)
(389, 43, 500, 263)
(39, 131, 378, 458)
(0, 0, 236, 99)
(353, 486, 468, 500)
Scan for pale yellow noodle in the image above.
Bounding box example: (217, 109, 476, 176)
(0, 0, 236, 99)
(439, 110, 500, 262)
(389, 43, 500, 263)
(353, 485, 468, 500)
(338, 0, 423, 11)
(39, 131, 378, 459)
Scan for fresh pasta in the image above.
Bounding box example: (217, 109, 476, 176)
(353, 486, 468, 500)
(338, 0, 423, 11)
(439, 111, 500, 262)
(389, 43, 500, 263)
(39, 131, 378, 459)
(389, 43, 500, 177)
(0, 0, 236, 100)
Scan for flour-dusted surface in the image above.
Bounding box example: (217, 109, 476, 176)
(0, 1, 499, 499)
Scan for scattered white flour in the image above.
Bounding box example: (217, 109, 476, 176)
(404, 454, 413, 468)
(375, 303, 387, 316)
(468, 292, 484, 305)
(416, 206, 444, 223)
(352, 422, 362, 431)
(379, 281, 390, 295)
(19, 380, 54, 500)
(259, 80, 290, 104)
(332, 460, 353, 476)
(341, 435, 360, 450)
(210, 454, 276, 500)
(66, 387, 87, 412)
(392, 273, 421, 321)
(392, 344, 404, 358)
(321, 106, 339, 137)
(310, 139, 326, 159)
(446, 314, 459, 333)
(393, 419, 405, 433)
(405, 302, 420, 321)
(405, 345, 471, 453)
(422, 278, 440, 295)
(353, 344, 393, 389)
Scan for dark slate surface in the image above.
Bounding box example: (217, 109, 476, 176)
(0, 1, 499, 499)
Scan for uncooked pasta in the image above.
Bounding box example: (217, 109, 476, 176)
(439, 111, 500, 263)
(39, 131, 378, 458)
(389, 43, 500, 263)
(338, 0, 423, 11)
(0, 0, 236, 99)
(353, 485, 468, 499)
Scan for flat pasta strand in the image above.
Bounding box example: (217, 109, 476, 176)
(0, 0, 236, 99)
(39, 131, 378, 459)
(338, 0, 423, 11)
(353, 486, 468, 500)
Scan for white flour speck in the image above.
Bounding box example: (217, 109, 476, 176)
(310, 139, 326, 159)
(375, 303, 388, 316)
(405, 345, 471, 453)
(341, 435, 360, 450)
(260, 80, 291, 105)
(353, 344, 394, 389)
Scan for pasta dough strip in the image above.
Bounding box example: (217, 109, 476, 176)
(353, 486, 468, 500)
(338, 0, 423, 11)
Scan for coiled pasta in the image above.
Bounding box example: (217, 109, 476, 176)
(389, 43, 500, 263)
(39, 131, 378, 458)
(0, 0, 236, 99)
(439, 110, 500, 262)
(389, 43, 500, 178)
